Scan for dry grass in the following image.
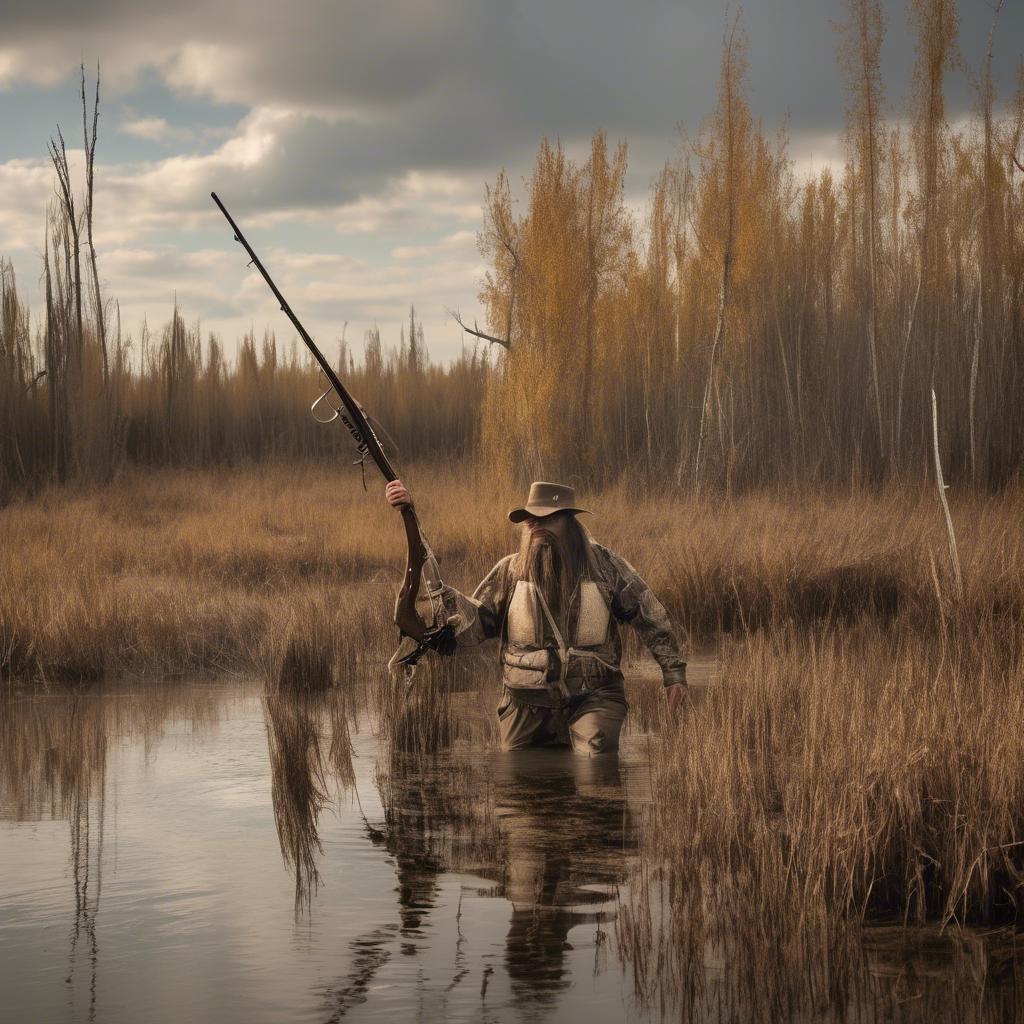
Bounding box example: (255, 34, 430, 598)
(1, 463, 1021, 682)
(616, 612, 1024, 1019)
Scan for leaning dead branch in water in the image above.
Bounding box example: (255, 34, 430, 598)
(931, 387, 963, 602)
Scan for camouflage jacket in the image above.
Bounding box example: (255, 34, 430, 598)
(439, 540, 687, 699)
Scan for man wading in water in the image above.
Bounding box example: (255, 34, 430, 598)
(385, 480, 688, 754)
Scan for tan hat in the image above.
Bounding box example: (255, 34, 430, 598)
(508, 481, 591, 523)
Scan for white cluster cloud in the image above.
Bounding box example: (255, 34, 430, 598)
(2, 0, 1019, 362)
(120, 116, 197, 145)
(0, 158, 54, 255)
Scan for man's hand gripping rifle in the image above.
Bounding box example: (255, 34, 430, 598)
(211, 192, 455, 678)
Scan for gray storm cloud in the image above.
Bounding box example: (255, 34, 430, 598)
(5, 2, 1021, 156)
(2, 0, 1022, 362)
(3, 1, 1023, 222)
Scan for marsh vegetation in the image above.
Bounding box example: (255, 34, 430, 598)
(2, 0, 1024, 1018)
(4, 663, 1023, 1022)
(1, 463, 1020, 681)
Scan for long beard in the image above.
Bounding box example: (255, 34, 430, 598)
(517, 528, 577, 627)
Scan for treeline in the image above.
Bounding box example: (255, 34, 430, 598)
(480, 1, 1024, 489)
(114, 308, 487, 469)
(0, 73, 488, 502)
(3, 0, 1024, 500)
(0, 256, 483, 499)
(0, 258, 486, 500)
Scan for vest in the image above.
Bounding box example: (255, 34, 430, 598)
(500, 547, 618, 699)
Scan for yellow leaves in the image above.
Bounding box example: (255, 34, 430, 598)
(480, 131, 636, 480)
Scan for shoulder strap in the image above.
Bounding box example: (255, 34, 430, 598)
(532, 586, 571, 701)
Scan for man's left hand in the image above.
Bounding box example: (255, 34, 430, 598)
(665, 683, 690, 713)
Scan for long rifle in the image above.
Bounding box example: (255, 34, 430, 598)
(211, 192, 451, 671)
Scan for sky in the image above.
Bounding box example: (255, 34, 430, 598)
(0, 0, 1021, 366)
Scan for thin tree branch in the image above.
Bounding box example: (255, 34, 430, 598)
(23, 369, 47, 393)
(446, 308, 510, 350)
(931, 387, 963, 603)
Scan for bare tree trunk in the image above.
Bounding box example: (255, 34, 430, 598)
(82, 65, 108, 388)
(861, 0, 885, 466)
(695, 256, 730, 493)
(972, 1, 1003, 486)
(48, 128, 82, 475)
(772, 294, 798, 479)
(694, 16, 740, 494)
(968, 278, 981, 483)
(895, 266, 922, 474)
(842, 0, 886, 470)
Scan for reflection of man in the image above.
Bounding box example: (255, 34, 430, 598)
(494, 752, 629, 1005)
(386, 479, 688, 754)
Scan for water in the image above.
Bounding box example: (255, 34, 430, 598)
(1, 672, 1021, 1024)
(0, 677, 656, 1023)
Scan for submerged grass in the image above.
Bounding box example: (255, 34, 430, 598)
(616, 610, 1024, 1020)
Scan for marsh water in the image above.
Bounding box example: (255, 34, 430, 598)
(1, 668, 1021, 1024)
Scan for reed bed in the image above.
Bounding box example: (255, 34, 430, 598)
(1, 463, 1020, 683)
(616, 612, 1024, 1019)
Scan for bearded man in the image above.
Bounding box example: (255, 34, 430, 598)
(385, 479, 688, 755)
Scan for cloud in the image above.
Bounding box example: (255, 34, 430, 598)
(0, 158, 55, 254)
(3, 0, 1023, 364)
(5, 2, 1019, 250)
(120, 115, 193, 144)
(4, 1, 1023, 142)
(392, 230, 476, 261)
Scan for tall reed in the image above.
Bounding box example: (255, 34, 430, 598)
(1, 464, 1021, 683)
(617, 611, 1024, 1020)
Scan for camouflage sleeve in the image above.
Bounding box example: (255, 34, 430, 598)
(601, 547, 687, 687)
(439, 554, 514, 649)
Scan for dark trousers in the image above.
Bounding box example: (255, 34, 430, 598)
(496, 688, 627, 755)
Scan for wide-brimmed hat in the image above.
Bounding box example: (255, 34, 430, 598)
(508, 481, 591, 523)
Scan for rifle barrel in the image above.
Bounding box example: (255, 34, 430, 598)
(211, 191, 397, 482)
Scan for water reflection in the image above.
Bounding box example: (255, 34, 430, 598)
(0, 684, 221, 1024)
(319, 923, 399, 1021)
(617, 839, 1024, 1024)
(231, 674, 1024, 1022)
(373, 746, 636, 1009)
(263, 683, 356, 909)
(495, 753, 627, 1007)
(2, 679, 1022, 1024)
